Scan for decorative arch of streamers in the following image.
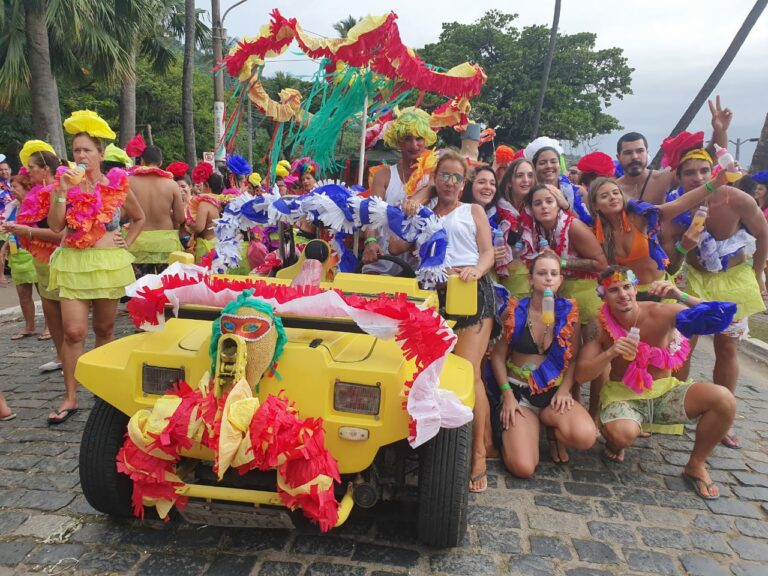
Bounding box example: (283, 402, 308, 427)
(219, 9, 487, 179)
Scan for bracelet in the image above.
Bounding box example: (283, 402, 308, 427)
(560, 257, 567, 269)
(705, 182, 715, 194)
(679, 292, 689, 302)
(364, 237, 378, 245)
(674, 241, 689, 255)
(54, 196, 66, 204)
(27, 229, 32, 238)
(499, 383, 511, 392)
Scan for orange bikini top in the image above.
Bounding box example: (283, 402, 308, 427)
(615, 224, 650, 265)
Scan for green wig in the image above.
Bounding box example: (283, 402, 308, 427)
(383, 107, 437, 149)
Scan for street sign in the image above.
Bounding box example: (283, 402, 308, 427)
(203, 152, 215, 166)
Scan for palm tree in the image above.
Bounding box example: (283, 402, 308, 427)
(114, 0, 210, 147)
(332, 15, 359, 39)
(0, 0, 134, 157)
(651, 0, 768, 167)
(182, 0, 197, 165)
(751, 112, 768, 172)
(531, 0, 561, 140)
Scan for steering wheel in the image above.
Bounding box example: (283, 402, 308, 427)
(355, 255, 416, 278)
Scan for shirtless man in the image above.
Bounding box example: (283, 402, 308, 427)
(616, 97, 732, 205)
(128, 146, 184, 275)
(362, 108, 435, 274)
(576, 267, 736, 499)
(660, 135, 767, 449)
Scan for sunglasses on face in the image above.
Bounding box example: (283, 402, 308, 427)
(437, 172, 465, 185)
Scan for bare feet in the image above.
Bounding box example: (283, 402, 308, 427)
(547, 428, 569, 464)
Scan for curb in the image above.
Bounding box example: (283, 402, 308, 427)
(0, 301, 44, 324)
(741, 336, 768, 368)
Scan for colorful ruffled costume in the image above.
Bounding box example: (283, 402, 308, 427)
(16, 183, 60, 300)
(48, 168, 135, 300)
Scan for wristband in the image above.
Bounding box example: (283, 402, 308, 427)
(28, 229, 32, 238)
(364, 237, 378, 245)
(705, 182, 715, 194)
(674, 241, 689, 255)
(54, 196, 66, 204)
(560, 257, 567, 269)
(499, 383, 511, 392)
(679, 292, 689, 302)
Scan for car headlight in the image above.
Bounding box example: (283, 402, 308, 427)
(333, 381, 381, 416)
(142, 363, 186, 396)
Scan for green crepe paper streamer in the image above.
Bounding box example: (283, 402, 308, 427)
(209, 290, 287, 378)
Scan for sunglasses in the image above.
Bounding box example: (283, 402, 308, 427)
(437, 172, 465, 185)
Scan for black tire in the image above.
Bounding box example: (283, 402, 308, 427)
(79, 399, 133, 517)
(417, 423, 472, 547)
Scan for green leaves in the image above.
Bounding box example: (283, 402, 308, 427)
(419, 10, 633, 147)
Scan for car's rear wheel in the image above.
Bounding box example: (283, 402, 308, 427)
(79, 399, 133, 517)
(417, 422, 471, 547)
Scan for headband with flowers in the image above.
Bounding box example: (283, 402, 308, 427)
(596, 269, 638, 297)
(166, 162, 190, 180)
(192, 162, 214, 184)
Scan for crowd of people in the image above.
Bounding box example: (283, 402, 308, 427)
(0, 98, 766, 503)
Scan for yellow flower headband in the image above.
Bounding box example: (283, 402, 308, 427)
(63, 110, 116, 140)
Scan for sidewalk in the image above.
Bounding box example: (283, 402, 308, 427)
(0, 316, 765, 575)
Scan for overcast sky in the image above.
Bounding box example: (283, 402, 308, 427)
(201, 0, 768, 167)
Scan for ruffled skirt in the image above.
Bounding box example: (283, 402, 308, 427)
(9, 250, 37, 285)
(129, 230, 184, 264)
(49, 247, 135, 300)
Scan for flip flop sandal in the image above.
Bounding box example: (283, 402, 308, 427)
(47, 408, 78, 426)
(0, 413, 16, 421)
(469, 472, 488, 493)
(721, 432, 741, 450)
(11, 332, 37, 341)
(682, 472, 719, 500)
(37, 333, 52, 341)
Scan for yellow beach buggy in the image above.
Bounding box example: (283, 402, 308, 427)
(77, 245, 476, 547)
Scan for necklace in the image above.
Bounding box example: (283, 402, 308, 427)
(527, 305, 552, 355)
(434, 202, 460, 218)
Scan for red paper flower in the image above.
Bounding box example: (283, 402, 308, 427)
(660, 131, 704, 170)
(494, 145, 516, 166)
(126, 134, 147, 158)
(192, 162, 214, 184)
(166, 162, 190, 179)
(577, 152, 615, 177)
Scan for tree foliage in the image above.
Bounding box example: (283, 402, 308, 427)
(419, 10, 634, 146)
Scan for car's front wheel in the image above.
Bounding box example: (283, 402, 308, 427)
(417, 422, 471, 547)
(79, 399, 133, 517)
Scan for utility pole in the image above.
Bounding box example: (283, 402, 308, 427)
(729, 137, 760, 162)
(211, 0, 250, 168)
(211, 0, 226, 166)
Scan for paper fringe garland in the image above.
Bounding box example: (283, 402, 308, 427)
(117, 378, 342, 531)
(124, 263, 472, 449)
(212, 182, 449, 287)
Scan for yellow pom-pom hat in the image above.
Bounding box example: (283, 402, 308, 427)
(19, 140, 56, 168)
(63, 110, 116, 140)
(248, 172, 262, 187)
(275, 160, 291, 179)
(104, 144, 133, 167)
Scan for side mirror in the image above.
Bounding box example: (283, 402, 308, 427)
(444, 275, 477, 316)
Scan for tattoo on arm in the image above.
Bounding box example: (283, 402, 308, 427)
(583, 319, 600, 343)
(566, 257, 597, 271)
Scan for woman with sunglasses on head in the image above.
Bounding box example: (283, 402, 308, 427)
(490, 252, 596, 472)
(393, 150, 495, 492)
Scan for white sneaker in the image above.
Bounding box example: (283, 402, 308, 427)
(39, 361, 62, 372)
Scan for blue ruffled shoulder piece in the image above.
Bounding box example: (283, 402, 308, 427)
(675, 301, 737, 338)
(571, 191, 594, 226)
(627, 199, 668, 271)
(667, 186, 692, 229)
(510, 297, 575, 393)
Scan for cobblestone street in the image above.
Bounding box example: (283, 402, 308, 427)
(0, 315, 767, 575)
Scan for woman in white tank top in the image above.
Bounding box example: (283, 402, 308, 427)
(395, 150, 496, 493)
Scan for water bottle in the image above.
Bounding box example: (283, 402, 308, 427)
(493, 228, 505, 249)
(513, 241, 524, 259)
(623, 326, 641, 361)
(713, 145, 741, 183)
(691, 205, 708, 230)
(538, 238, 549, 252)
(541, 289, 555, 324)
(7, 234, 18, 255)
